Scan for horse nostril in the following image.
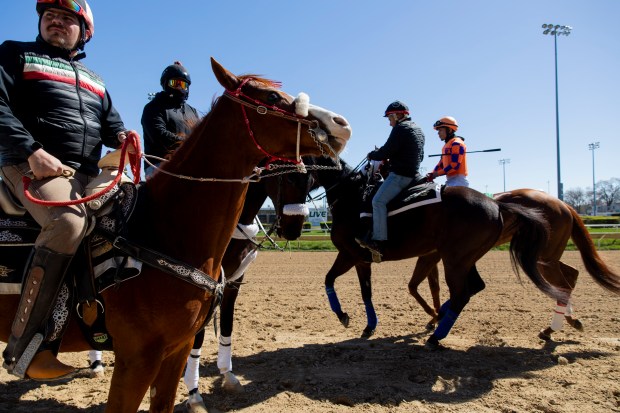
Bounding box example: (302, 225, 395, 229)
(333, 116, 348, 127)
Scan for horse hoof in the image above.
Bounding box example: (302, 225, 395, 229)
(424, 336, 444, 351)
(566, 318, 584, 331)
(339, 312, 350, 328)
(538, 327, 553, 341)
(185, 400, 209, 413)
(88, 360, 105, 378)
(186, 392, 209, 413)
(361, 327, 375, 338)
(222, 371, 244, 394)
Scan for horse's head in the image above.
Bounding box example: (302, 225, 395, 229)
(304, 155, 364, 215)
(211, 58, 352, 162)
(263, 169, 315, 240)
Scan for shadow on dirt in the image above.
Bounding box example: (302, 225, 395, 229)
(196, 334, 610, 412)
(0, 335, 611, 412)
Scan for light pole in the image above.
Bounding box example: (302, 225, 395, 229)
(542, 23, 572, 201)
(588, 142, 600, 215)
(499, 158, 510, 192)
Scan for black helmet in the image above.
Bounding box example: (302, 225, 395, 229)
(383, 100, 409, 117)
(160, 61, 191, 88)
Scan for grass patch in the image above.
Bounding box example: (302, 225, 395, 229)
(260, 231, 620, 252)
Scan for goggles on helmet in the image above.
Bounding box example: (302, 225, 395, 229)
(168, 79, 189, 90)
(38, 0, 82, 14)
(433, 120, 457, 129)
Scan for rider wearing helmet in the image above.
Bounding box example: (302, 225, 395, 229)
(427, 116, 469, 187)
(142, 61, 201, 178)
(0, 0, 134, 380)
(357, 101, 425, 262)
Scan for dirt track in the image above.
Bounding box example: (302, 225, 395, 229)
(1, 251, 619, 412)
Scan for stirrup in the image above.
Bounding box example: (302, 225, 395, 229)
(11, 333, 44, 379)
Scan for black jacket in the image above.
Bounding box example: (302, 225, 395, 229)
(0, 36, 125, 176)
(141, 91, 200, 160)
(367, 117, 425, 178)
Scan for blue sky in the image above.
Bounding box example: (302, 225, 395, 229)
(2, 1, 618, 204)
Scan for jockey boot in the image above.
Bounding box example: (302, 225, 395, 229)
(2, 247, 75, 380)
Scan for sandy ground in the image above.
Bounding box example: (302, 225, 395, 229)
(1, 250, 619, 413)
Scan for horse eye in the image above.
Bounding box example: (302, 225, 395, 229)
(267, 92, 281, 104)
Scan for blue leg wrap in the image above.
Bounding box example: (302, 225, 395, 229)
(326, 286, 343, 316)
(437, 299, 451, 321)
(433, 308, 459, 340)
(364, 300, 378, 329)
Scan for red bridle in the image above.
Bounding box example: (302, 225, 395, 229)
(224, 78, 321, 169)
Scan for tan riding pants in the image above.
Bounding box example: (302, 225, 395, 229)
(0, 162, 93, 255)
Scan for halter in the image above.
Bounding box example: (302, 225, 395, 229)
(224, 78, 327, 168)
(143, 78, 339, 182)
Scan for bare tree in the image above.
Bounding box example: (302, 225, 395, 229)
(597, 178, 620, 211)
(564, 187, 588, 213)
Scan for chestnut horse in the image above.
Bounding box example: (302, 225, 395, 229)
(304, 157, 567, 349)
(183, 168, 314, 411)
(407, 189, 620, 339)
(0, 58, 351, 412)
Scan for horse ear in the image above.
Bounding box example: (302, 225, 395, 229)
(210, 57, 240, 91)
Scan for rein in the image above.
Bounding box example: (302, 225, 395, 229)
(143, 77, 342, 183)
(224, 78, 315, 167)
(22, 132, 142, 206)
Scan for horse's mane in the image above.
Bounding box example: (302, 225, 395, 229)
(237, 74, 282, 90)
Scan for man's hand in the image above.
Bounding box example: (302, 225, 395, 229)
(27, 149, 64, 179)
(117, 130, 139, 154)
(425, 172, 435, 183)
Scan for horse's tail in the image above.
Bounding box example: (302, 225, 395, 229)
(499, 202, 569, 302)
(568, 205, 620, 294)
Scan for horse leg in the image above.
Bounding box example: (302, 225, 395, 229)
(408, 253, 441, 330)
(183, 330, 208, 413)
(105, 347, 162, 413)
(356, 264, 376, 338)
(538, 261, 580, 341)
(218, 280, 243, 394)
(325, 252, 356, 328)
(564, 299, 583, 331)
(88, 350, 105, 378)
(149, 342, 194, 413)
(426, 263, 475, 350)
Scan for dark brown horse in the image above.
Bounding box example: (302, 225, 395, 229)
(305, 157, 567, 349)
(0, 58, 351, 412)
(407, 188, 620, 339)
(183, 167, 314, 411)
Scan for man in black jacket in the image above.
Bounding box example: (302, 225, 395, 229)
(0, 0, 133, 380)
(357, 101, 425, 262)
(142, 61, 200, 178)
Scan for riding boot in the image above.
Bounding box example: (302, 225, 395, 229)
(2, 247, 75, 380)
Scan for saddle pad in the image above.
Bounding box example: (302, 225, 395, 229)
(0, 217, 39, 294)
(360, 182, 442, 218)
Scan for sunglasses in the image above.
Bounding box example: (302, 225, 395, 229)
(168, 79, 189, 90)
(433, 120, 449, 128)
(38, 0, 82, 14)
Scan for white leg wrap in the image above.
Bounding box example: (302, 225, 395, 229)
(565, 299, 574, 317)
(89, 350, 102, 364)
(217, 335, 233, 374)
(184, 348, 202, 392)
(550, 302, 567, 331)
